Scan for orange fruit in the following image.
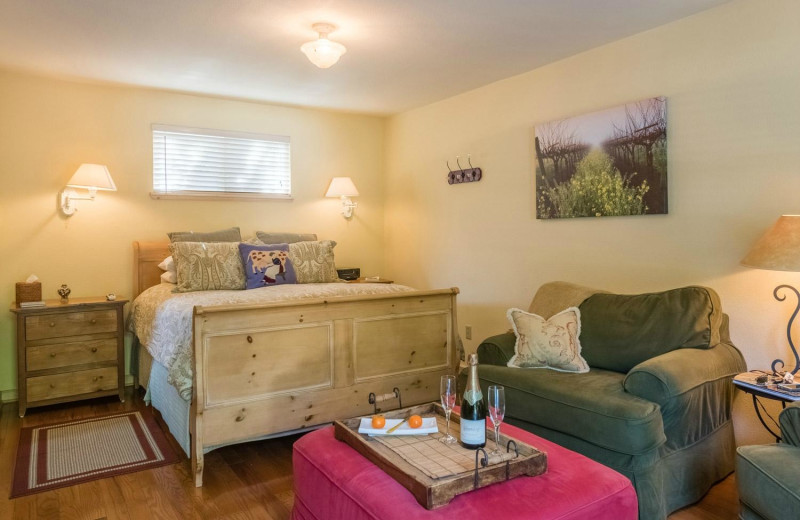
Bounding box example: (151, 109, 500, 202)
(371, 415, 386, 429)
(408, 415, 423, 429)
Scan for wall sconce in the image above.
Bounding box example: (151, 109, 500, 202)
(60, 164, 117, 216)
(325, 177, 359, 219)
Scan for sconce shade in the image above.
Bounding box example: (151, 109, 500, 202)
(326, 177, 359, 197)
(67, 164, 117, 191)
(741, 215, 800, 272)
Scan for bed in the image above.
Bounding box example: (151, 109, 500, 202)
(129, 241, 459, 486)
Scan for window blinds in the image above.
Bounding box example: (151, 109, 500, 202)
(152, 125, 291, 197)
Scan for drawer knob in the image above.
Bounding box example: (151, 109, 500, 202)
(90, 319, 97, 324)
(50, 353, 56, 358)
(49, 322, 55, 327)
(247, 335, 253, 343)
(91, 347, 98, 353)
(49, 384, 55, 389)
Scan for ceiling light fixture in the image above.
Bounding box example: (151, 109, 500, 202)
(301, 23, 346, 69)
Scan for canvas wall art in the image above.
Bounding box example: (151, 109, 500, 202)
(534, 96, 667, 219)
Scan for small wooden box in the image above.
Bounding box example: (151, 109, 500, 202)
(15, 282, 42, 303)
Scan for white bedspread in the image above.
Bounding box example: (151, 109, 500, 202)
(129, 282, 415, 401)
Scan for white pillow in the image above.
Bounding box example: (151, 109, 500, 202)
(158, 256, 175, 272)
(506, 307, 589, 373)
(160, 271, 177, 284)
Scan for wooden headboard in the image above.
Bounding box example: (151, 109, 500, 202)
(133, 241, 171, 299)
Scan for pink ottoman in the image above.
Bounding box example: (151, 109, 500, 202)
(292, 422, 637, 520)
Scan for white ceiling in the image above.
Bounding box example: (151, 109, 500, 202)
(0, 0, 731, 115)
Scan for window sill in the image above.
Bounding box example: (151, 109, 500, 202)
(150, 191, 293, 202)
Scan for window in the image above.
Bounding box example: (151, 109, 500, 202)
(151, 125, 291, 199)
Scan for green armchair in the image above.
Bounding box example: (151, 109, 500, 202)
(736, 402, 800, 519)
(463, 282, 747, 520)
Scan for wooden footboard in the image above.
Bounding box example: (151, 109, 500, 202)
(189, 288, 459, 486)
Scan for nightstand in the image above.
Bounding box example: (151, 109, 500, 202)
(347, 277, 394, 284)
(10, 297, 128, 417)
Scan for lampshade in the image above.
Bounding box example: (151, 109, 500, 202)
(301, 23, 346, 69)
(741, 215, 800, 272)
(326, 177, 359, 197)
(66, 164, 117, 191)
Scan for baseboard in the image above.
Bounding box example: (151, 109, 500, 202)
(0, 375, 136, 404)
(1, 388, 18, 403)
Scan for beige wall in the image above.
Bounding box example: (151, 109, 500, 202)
(383, 0, 800, 446)
(0, 72, 386, 397)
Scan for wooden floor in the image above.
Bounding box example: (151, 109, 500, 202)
(0, 388, 740, 519)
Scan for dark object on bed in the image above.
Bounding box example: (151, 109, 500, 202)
(336, 267, 360, 281)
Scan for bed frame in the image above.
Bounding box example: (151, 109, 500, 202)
(132, 241, 459, 486)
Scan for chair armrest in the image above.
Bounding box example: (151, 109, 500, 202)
(780, 401, 800, 447)
(624, 342, 747, 449)
(476, 332, 516, 366)
(623, 342, 747, 405)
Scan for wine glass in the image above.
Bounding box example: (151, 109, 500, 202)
(488, 385, 505, 454)
(440, 375, 457, 444)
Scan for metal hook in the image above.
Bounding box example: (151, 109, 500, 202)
(446, 160, 453, 173)
(468, 154, 474, 169)
(456, 156, 463, 170)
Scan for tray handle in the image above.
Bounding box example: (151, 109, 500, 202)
(473, 448, 489, 489)
(368, 387, 402, 414)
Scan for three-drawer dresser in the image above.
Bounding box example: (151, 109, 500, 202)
(10, 297, 127, 417)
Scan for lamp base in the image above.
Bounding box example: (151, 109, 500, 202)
(341, 196, 357, 219)
(60, 189, 77, 216)
(772, 284, 800, 375)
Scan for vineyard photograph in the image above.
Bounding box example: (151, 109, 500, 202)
(534, 96, 667, 219)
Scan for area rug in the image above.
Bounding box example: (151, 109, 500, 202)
(11, 410, 179, 498)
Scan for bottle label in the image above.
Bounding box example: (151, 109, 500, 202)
(463, 389, 483, 406)
(460, 418, 486, 444)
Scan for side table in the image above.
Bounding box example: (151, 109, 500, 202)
(347, 277, 394, 284)
(733, 371, 800, 441)
(10, 297, 128, 417)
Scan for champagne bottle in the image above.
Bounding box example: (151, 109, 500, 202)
(460, 353, 487, 449)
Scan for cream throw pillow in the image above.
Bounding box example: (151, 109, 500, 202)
(506, 307, 589, 373)
(170, 242, 246, 292)
(288, 240, 338, 283)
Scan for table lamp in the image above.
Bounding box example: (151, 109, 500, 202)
(741, 215, 800, 375)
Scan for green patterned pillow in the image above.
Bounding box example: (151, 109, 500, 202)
(288, 240, 338, 283)
(170, 242, 246, 292)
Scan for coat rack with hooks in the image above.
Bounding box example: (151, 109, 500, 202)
(447, 155, 482, 185)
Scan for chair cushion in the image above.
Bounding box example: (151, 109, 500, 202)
(476, 364, 665, 456)
(736, 444, 800, 520)
(578, 286, 722, 373)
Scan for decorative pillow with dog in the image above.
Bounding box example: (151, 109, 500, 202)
(238, 243, 298, 289)
(506, 307, 589, 373)
(170, 242, 246, 292)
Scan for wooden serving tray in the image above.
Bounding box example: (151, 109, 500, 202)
(334, 402, 547, 509)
